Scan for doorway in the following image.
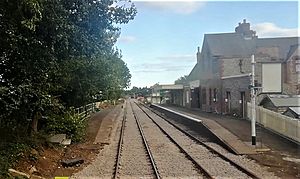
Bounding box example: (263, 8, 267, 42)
(240, 91, 245, 118)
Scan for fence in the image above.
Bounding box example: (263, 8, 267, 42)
(75, 103, 96, 121)
(247, 102, 300, 144)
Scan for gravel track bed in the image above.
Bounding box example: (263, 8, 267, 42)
(167, 117, 279, 179)
(147, 106, 279, 179)
(72, 108, 123, 179)
(142, 106, 250, 179)
(144, 108, 250, 178)
(119, 103, 154, 178)
(132, 103, 203, 178)
(205, 142, 279, 179)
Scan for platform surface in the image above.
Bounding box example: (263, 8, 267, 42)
(94, 105, 122, 145)
(155, 105, 257, 155)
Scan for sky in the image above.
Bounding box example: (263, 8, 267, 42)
(115, 1, 299, 88)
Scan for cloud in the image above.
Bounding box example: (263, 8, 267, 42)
(137, 1, 206, 15)
(157, 54, 195, 61)
(131, 53, 196, 74)
(118, 35, 137, 43)
(253, 22, 299, 37)
(133, 62, 192, 73)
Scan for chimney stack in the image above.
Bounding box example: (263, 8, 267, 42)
(235, 19, 257, 39)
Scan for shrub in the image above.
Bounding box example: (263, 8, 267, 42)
(45, 110, 86, 142)
(0, 142, 29, 178)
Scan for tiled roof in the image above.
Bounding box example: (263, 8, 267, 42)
(286, 44, 300, 61)
(267, 94, 300, 107)
(256, 37, 300, 60)
(288, 107, 300, 115)
(205, 33, 256, 58)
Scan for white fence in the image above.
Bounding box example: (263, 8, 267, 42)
(75, 103, 96, 121)
(247, 102, 300, 144)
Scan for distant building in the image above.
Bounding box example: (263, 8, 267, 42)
(150, 84, 183, 105)
(166, 19, 300, 118)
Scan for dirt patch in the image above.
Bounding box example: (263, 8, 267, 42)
(15, 107, 115, 179)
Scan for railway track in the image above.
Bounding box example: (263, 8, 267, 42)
(114, 101, 158, 178)
(115, 100, 206, 178)
(136, 102, 261, 179)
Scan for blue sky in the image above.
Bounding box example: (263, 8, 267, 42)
(115, 1, 299, 88)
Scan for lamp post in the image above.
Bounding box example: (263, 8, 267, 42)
(251, 54, 256, 145)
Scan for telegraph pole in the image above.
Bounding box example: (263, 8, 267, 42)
(251, 54, 256, 145)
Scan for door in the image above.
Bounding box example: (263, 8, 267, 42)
(191, 87, 200, 108)
(240, 91, 245, 118)
(226, 91, 231, 114)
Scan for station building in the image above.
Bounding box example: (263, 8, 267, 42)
(151, 19, 300, 118)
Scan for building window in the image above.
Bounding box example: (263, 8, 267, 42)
(296, 64, 300, 72)
(226, 91, 231, 102)
(213, 88, 217, 102)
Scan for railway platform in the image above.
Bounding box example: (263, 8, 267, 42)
(152, 104, 257, 155)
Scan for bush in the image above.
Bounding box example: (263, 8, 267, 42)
(45, 110, 86, 142)
(0, 142, 29, 178)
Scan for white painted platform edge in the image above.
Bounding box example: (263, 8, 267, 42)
(151, 104, 202, 123)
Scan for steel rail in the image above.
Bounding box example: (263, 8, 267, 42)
(134, 102, 214, 179)
(113, 101, 127, 179)
(130, 101, 161, 179)
(143, 103, 261, 179)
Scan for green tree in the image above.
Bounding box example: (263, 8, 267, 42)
(126, 86, 151, 97)
(175, 75, 188, 85)
(0, 0, 136, 134)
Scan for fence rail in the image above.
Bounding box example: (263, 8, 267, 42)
(75, 103, 96, 121)
(247, 102, 300, 144)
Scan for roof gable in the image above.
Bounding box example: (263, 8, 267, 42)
(203, 33, 256, 58)
(188, 63, 201, 81)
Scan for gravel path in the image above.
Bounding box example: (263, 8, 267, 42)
(132, 103, 204, 179)
(118, 102, 154, 178)
(144, 105, 279, 179)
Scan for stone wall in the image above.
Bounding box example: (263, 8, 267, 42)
(221, 57, 252, 77)
(285, 57, 300, 94)
(222, 76, 250, 117)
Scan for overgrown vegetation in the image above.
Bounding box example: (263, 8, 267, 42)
(45, 110, 86, 142)
(0, 0, 136, 177)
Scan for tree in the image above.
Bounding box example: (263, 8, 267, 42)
(0, 0, 136, 134)
(126, 86, 151, 97)
(175, 75, 188, 85)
